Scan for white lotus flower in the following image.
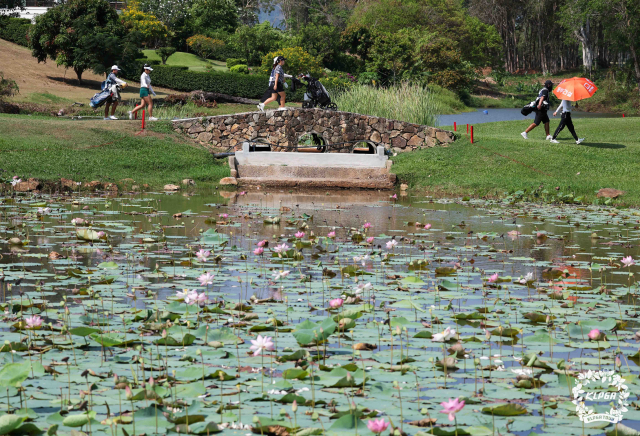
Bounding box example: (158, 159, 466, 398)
(432, 327, 456, 342)
(273, 243, 289, 253)
(272, 270, 290, 280)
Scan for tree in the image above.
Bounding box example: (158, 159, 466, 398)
(186, 35, 225, 59)
(29, 0, 128, 82)
(230, 22, 285, 66)
(74, 31, 142, 77)
(190, 0, 239, 34)
(156, 46, 177, 64)
(122, 0, 169, 48)
(257, 47, 323, 77)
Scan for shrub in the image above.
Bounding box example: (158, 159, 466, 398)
(319, 71, 357, 91)
(122, 62, 304, 100)
(0, 17, 31, 47)
(156, 47, 177, 64)
(257, 47, 323, 77)
(121, 1, 168, 48)
(186, 35, 225, 60)
(230, 64, 249, 74)
(226, 58, 247, 68)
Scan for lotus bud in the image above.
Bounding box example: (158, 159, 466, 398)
(125, 385, 133, 400)
(162, 329, 167, 338)
(149, 376, 155, 387)
(291, 400, 298, 412)
(395, 326, 401, 335)
(615, 355, 622, 370)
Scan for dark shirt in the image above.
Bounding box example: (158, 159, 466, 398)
(269, 65, 285, 84)
(536, 87, 549, 110)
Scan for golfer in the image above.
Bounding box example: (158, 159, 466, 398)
(129, 64, 157, 121)
(257, 56, 291, 112)
(521, 80, 553, 140)
(550, 100, 584, 144)
(103, 65, 127, 120)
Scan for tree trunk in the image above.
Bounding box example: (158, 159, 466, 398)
(574, 17, 593, 78)
(74, 67, 83, 84)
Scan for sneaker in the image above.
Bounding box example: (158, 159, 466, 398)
(576, 138, 585, 144)
(256, 103, 265, 112)
(149, 117, 158, 121)
(546, 135, 552, 140)
(104, 117, 110, 120)
(109, 115, 118, 120)
(521, 132, 528, 139)
(549, 139, 559, 144)
(277, 107, 287, 111)
(128, 111, 133, 120)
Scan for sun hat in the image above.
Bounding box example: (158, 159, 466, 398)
(143, 64, 154, 71)
(111, 65, 120, 71)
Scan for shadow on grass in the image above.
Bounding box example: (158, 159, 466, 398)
(47, 75, 104, 90)
(581, 142, 626, 149)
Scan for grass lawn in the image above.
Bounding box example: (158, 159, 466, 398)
(142, 50, 228, 72)
(0, 115, 229, 188)
(392, 117, 640, 204)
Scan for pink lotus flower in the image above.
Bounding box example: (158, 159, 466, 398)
(366, 418, 389, 434)
(391, 194, 397, 199)
(198, 272, 215, 286)
(253, 247, 264, 255)
(239, 191, 246, 195)
(440, 397, 465, 421)
(386, 240, 398, 249)
(622, 256, 635, 267)
(183, 290, 200, 305)
(488, 273, 499, 283)
(366, 236, 374, 243)
(329, 298, 343, 309)
(363, 222, 372, 229)
(257, 239, 268, 247)
(588, 329, 600, 340)
(195, 249, 210, 262)
(219, 213, 229, 219)
(424, 223, 432, 230)
(295, 231, 305, 238)
(71, 218, 85, 225)
(249, 335, 274, 356)
(25, 315, 43, 329)
(125, 385, 133, 399)
(328, 231, 336, 238)
(274, 243, 289, 253)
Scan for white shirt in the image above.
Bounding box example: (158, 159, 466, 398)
(556, 100, 572, 114)
(140, 72, 155, 95)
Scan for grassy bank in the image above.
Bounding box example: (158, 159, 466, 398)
(0, 115, 229, 188)
(141, 49, 228, 72)
(393, 117, 640, 204)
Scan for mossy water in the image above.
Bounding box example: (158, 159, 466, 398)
(1, 189, 640, 436)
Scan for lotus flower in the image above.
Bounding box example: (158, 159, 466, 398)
(329, 298, 344, 309)
(386, 240, 398, 249)
(295, 231, 305, 238)
(176, 289, 190, 300)
(71, 218, 85, 225)
(37, 207, 51, 214)
(519, 272, 534, 284)
(97, 231, 106, 238)
(183, 290, 200, 305)
(363, 222, 372, 229)
(424, 223, 432, 230)
(488, 273, 499, 283)
(328, 231, 336, 238)
(219, 213, 229, 219)
(25, 315, 43, 329)
(391, 194, 397, 199)
(354, 282, 372, 294)
(440, 397, 465, 421)
(253, 247, 264, 255)
(249, 335, 274, 356)
(622, 256, 635, 267)
(272, 270, 290, 280)
(432, 327, 456, 342)
(195, 249, 210, 262)
(11, 176, 21, 187)
(198, 272, 215, 286)
(273, 243, 289, 253)
(588, 329, 600, 340)
(125, 385, 133, 399)
(366, 236, 374, 244)
(257, 239, 268, 247)
(366, 418, 389, 435)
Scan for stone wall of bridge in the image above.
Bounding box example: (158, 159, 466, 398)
(172, 108, 455, 153)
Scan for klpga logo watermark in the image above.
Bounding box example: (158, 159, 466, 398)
(572, 370, 629, 424)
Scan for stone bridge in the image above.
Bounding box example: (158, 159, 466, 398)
(172, 108, 455, 153)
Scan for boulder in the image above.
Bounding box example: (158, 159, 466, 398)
(164, 184, 180, 191)
(14, 178, 40, 192)
(83, 181, 102, 191)
(182, 179, 195, 186)
(219, 177, 237, 186)
(597, 188, 625, 199)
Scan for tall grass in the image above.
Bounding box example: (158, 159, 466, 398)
(332, 83, 466, 126)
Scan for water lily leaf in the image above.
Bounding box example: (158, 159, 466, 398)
(76, 229, 105, 242)
(0, 414, 27, 434)
(327, 413, 366, 433)
(390, 300, 425, 312)
(69, 327, 101, 337)
(97, 261, 119, 269)
(62, 413, 91, 428)
(481, 403, 528, 416)
(282, 368, 308, 380)
(292, 318, 337, 345)
(401, 276, 425, 285)
(200, 229, 229, 245)
(0, 363, 31, 387)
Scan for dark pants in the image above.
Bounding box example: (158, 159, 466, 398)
(553, 112, 578, 140)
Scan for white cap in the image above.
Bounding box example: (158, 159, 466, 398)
(110, 65, 120, 71)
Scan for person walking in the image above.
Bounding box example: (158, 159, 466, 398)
(103, 65, 127, 120)
(257, 56, 292, 112)
(129, 64, 157, 121)
(550, 99, 584, 144)
(521, 80, 553, 140)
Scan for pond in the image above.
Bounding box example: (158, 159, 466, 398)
(1, 188, 639, 435)
(438, 108, 627, 127)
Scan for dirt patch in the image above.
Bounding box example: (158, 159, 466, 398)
(0, 39, 174, 103)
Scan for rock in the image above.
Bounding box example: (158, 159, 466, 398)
(105, 183, 118, 192)
(400, 183, 409, 191)
(219, 177, 237, 185)
(436, 130, 454, 143)
(60, 178, 78, 189)
(370, 130, 381, 143)
(49, 251, 64, 260)
(407, 135, 422, 147)
(597, 188, 625, 198)
(14, 178, 40, 192)
(182, 179, 195, 186)
(391, 136, 407, 149)
(83, 181, 102, 191)
(164, 184, 180, 191)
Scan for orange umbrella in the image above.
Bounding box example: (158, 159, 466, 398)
(553, 77, 598, 101)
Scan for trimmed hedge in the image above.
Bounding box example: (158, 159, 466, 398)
(226, 58, 247, 68)
(123, 62, 304, 101)
(0, 17, 32, 47)
(229, 64, 249, 74)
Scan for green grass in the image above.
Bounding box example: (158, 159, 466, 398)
(24, 92, 74, 105)
(0, 114, 229, 187)
(393, 117, 640, 204)
(142, 50, 228, 72)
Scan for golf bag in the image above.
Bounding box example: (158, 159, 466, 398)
(521, 101, 536, 116)
(297, 74, 337, 110)
(90, 89, 111, 109)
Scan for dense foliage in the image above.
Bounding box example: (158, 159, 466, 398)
(121, 0, 169, 48)
(156, 46, 177, 64)
(257, 47, 323, 77)
(0, 16, 30, 47)
(186, 35, 226, 60)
